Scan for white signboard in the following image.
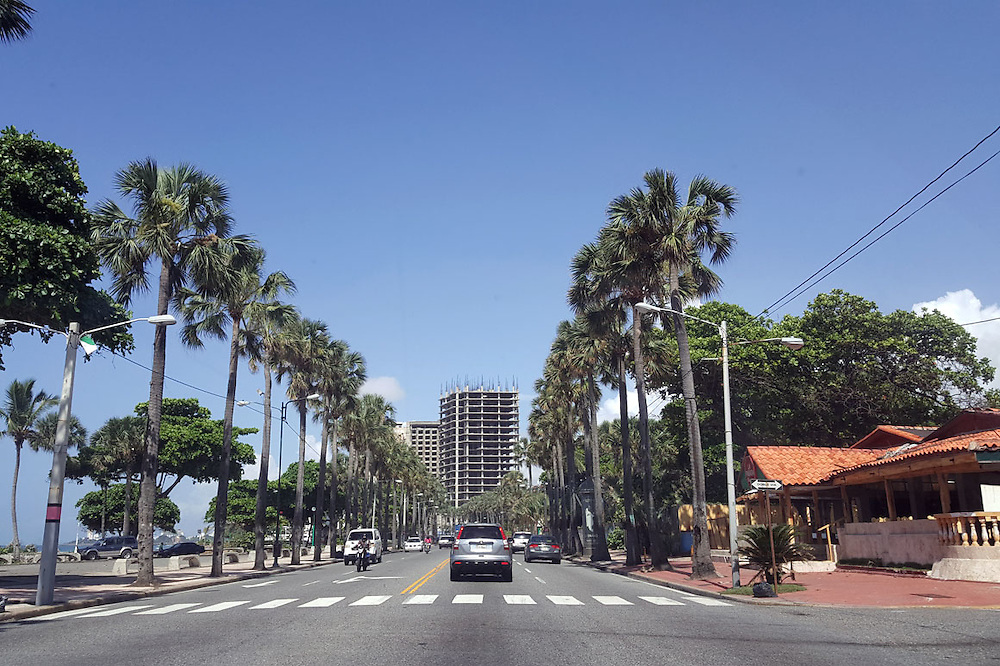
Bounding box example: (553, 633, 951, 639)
(751, 479, 783, 491)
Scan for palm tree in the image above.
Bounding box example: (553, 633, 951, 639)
(0, 1, 33, 43)
(738, 524, 813, 585)
(606, 168, 738, 579)
(1, 378, 56, 558)
(176, 243, 295, 576)
(273, 316, 330, 564)
(91, 159, 239, 585)
(87, 417, 143, 535)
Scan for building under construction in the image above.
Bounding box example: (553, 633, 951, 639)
(438, 381, 519, 507)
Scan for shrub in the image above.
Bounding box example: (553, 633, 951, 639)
(606, 526, 625, 550)
(738, 524, 813, 584)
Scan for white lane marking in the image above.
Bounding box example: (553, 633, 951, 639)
(523, 568, 532, 573)
(452, 594, 483, 604)
(534, 576, 546, 584)
(334, 575, 403, 584)
(504, 595, 536, 605)
(639, 596, 684, 606)
(593, 596, 633, 605)
(302, 581, 319, 587)
(26, 608, 98, 621)
(250, 598, 298, 609)
(242, 581, 276, 588)
(134, 603, 202, 615)
(78, 605, 153, 617)
(298, 597, 344, 607)
(402, 594, 438, 605)
(189, 601, 250, 613)
(547, 595, 584, 605)
(682, 596, 731, 607)
(349, 595, 392, 606)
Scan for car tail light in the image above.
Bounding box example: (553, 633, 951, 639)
(452, 542, 459, 550)
(499, 527, 507, 541)
(552, 545, 560, 550)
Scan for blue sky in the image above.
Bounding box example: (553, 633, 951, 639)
(3, 2, 999, 544)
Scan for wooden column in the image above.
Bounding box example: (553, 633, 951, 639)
(840, 485, 853, 523)
(782, 487, 794, 526)
(907, 477, 924, 519)
(884, 479, 897, 521)
(937, 472, 952, 513)
(811, 490, 821, 542)
(757, 490, 767, 526)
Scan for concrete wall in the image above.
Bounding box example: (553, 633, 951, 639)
(838, 519, 946, 566)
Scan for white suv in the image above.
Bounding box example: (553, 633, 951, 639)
(343, 528, 382, 566)
(511, 531, 532, 553)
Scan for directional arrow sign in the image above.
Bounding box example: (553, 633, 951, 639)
(752, 479, 783, 491)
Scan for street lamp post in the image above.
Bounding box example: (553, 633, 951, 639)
(635, 302, 803, 589)
(273, 393, 320, 567)
(0, 315, 176, 606)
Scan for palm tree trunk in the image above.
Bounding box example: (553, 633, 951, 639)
(632, 304, 670, 570)
(327, 420, 339, 558)
(253, 366, 273, 570)
(291, 403, 307, 565)
(588, 372, 611, 561)
(565, 412, 582, 556)
(10, 440, 21, 559)
(211, 320, 242, 577)
(136, 258, 171, 586)
(668, 284, 716, 579)
(619, 356, 641, 565)
(123, 466, 133, 536)
(100, 484, 107, 536)
(313, 415, 328, 562)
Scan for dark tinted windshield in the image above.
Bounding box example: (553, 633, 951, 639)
(528, 535, 556, 544)
(460, 525, 503, 540)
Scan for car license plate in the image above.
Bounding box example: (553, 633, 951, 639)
(539, 546, 550, 551)
(472, 544, 491, 552)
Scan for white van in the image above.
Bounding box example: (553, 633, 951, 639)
(343, 528, 383, 566)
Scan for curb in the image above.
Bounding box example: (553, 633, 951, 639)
(0, 558, 337, 623)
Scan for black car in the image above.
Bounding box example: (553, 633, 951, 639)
(157, 542, 205, 558)
(523, 534, 561, 564)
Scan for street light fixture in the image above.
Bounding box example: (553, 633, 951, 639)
(0, 315, 177, 605)
(273, 393, 320, 567)
(635, 302, 802, 589)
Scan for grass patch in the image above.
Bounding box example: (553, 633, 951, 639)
(722, 583, 806, 596)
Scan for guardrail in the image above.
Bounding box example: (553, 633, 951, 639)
(935, 512, 1000, 546)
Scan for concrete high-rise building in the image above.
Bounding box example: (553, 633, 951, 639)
(439, 383, 519, 506)
(394, 420, 440, 476)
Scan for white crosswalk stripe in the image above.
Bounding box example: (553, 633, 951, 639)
(134, 603, 202, 615)
(547, 595, 584, 605)
(503, 594, 536, 605)
(250, 598, 298, 609)
(593, 595, 632, 605)
(402, 595, 438, 605)
(680, 596, 731, 607)
(298, 597, 344, 608)
(639, 596, 684, 606)
(349, 595, 391, 606)
(452, 594, 483, 604)
(190, 601, 250, 613)
(79, 605, 154, 617)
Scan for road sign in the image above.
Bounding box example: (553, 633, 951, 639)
(751, 479, 783, 491)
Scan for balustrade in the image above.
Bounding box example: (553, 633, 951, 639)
(935, 512, 1000, 546)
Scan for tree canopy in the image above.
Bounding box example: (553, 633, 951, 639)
(76, 483, 180, 535)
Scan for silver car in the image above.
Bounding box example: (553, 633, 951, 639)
(449, 523, 512, 582)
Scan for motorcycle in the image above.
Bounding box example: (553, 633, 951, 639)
(423, 540, 431, 553)
(356, 542, 371, 572)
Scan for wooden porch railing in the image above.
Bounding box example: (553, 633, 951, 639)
(935, 512, 1000, 546)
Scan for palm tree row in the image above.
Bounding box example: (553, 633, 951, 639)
(532, 168, 738, 577)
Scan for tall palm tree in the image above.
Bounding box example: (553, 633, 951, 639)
(91, 159, 239, 585)
(273, 316, 330, 564)
(0, 0, 33, 43)
(87, 417, 143, 535)
(176, 243, 296, 576)
(606, 168, 738, 578)
(1, 378, 56, 559)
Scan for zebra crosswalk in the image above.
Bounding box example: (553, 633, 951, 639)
(31, 592, 730, 621)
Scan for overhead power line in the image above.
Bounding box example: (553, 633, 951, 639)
(759, 124, 1000, 317)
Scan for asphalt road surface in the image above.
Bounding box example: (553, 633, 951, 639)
(2, 551, 998, 665)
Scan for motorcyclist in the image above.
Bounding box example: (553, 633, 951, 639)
(423, 535, 432, 553)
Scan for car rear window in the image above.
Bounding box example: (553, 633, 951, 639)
(348, 531, 373, 540)
(529, 535, 556, 544)
(460, 526, 503, 540)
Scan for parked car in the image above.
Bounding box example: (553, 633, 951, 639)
(156, 542, 205, 558)
(76, 535, 138, 560)
(403, 536, 424, 552)
(523, 534, 561, 564)
(343, 528, 383, 566)
(510, 531, 532, 553)
(437, 534, 455, 549)
(450, 523, 512, 582)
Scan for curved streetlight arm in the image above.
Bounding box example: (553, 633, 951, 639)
(635, 302, 722, 330)
(84, 314, 177, 336)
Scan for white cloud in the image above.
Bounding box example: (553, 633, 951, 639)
(913, 289, 1000, 389)
(361, 376, 406, 402)
(597, 389, 667, 423)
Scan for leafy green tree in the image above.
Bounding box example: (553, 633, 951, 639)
(1, 378, 56, 558)
(0, 1, 33, 43)
(86, 417, 145, 535)
(92, 158, 242, 585)
(76, 484, 180, 536)
(0, 127, 131, 368)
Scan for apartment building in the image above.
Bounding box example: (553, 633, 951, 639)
(394, 420, 440, 477)
(439, 383, 519, 506)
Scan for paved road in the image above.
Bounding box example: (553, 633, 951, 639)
(2, 551, 998, 665)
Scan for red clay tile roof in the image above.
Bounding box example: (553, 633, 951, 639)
(828, 429, 1000, 477)
(745, 446, 884, 486)
(849, 425, 934, 449)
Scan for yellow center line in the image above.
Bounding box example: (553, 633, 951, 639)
(401, 559, 448, 594)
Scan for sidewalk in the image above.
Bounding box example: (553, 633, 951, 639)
(576, 550, 1000, 609)
(0, 553, 337, 622)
